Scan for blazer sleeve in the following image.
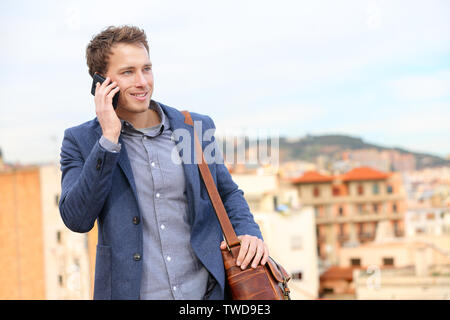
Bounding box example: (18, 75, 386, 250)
(59, 128, 120, 233)
(204, 116, 263, 240)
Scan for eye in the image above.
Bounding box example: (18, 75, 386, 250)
(144, 66, 152, 72)
(122, 70, 132, 75)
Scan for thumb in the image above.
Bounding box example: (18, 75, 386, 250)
(220, 241, 227, 249)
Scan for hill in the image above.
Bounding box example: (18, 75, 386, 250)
(277, 134, 450, 170)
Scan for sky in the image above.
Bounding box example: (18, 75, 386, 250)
(0, 0, 449, 164)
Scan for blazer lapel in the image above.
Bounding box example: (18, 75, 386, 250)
(93, 120, 139, 201)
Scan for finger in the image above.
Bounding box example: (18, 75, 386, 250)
(220, 241, 227, 250)
(97, 78, 112, 99)
(241, 238, 257, 270)
(95, 82, 100, 95)
(261, 243, 269, 265)
(251, 240, 265, 268)
(236, 236, 250, 267)
(107, 85, 120, 98)
(100, 76, 111, 89)
(101, 82, 118, 105)
(103, 81, 117, 95)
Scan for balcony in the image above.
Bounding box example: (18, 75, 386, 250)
(358, 232, 375, 241)
(337, 234, 350, 242)
(316, 212, 403, 224)
(299, 193, 405, 206)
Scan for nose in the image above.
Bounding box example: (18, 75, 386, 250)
(135, 71, 147, 87)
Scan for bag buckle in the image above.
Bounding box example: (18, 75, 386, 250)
(278, 278, 291, 300)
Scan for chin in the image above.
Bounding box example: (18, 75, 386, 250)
(123, 100, 150, 112)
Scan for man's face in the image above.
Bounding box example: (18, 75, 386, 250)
(105, 42, 153, 113)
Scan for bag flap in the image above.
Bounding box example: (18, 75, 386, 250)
(267, 257, 291, 283)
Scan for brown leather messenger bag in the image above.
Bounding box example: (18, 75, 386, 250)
(182, 110, 291, 300)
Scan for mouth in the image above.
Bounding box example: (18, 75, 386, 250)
(129, 92, 149, 101)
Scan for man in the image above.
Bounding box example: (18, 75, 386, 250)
(59, 25, 269, 300)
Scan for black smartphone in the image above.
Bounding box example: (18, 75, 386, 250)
(91, 73, 120, 109)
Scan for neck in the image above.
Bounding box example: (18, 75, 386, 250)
(116, 108, 161, 129)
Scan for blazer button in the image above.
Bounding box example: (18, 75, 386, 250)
(133, 253, 141, 261)
(132, 216, 140, 225)
(96, 158, 102, 170)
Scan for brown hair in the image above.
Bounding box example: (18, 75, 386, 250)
(86, 25, 149, 77)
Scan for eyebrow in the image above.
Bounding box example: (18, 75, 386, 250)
(118, 63, 152, 72)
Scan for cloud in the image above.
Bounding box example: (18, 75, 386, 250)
(388, 71, 450, 100)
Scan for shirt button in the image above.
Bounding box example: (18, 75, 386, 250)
(166, 256, 171, 262)
(132, 216, 140, 225)
(173, 286, 177, 291)
(151, 162, 156, 167)
(133, 253, 141, 261)
(156, 193, 160, 198)
(160, 224, 165, 230)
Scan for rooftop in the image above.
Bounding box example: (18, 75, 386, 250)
(341, 167, 390, 182)
(292, 166, 390, 184)
(291, 171, 334, 184)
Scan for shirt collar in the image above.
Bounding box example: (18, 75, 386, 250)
(120, 100, 168, 138)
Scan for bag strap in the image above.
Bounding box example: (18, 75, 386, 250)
(181, 110, 240, 249)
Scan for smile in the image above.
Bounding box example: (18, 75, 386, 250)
(130, 92, 148, 101)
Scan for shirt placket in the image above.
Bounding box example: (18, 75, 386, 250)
(142, 134, 182, 299)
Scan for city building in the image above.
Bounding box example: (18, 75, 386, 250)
(254, 208, 319, 300)
(321, 219, 450, 299)
(291, 167, 406, 266)
(341, 149, 416, 172)
(0, 164, 93, 299)
(351, 236, 450, 299)
(405, 207, 450, 237)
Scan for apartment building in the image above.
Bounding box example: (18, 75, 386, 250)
(254, 208, 319, 300)
(0, 164, 92, 299)
(350, 238, 450, 300)
(291, 167, 406, 265)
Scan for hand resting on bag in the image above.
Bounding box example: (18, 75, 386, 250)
(220, 235, 269, 270)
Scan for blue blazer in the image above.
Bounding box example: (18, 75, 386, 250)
(59, 102, 263, 300)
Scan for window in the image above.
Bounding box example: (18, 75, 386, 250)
(323, 288, 334, 294)
(373, 203, 379, 213)
(373, 183, 379, 195)
(339, 224, 345, 236)
(393, 221, 399, 235)
(383, 257, 394, 266)
(58, 275, 63, 287)
(313, 187, 320, 198)
(358, 223, 364, 235)
(350, 258, 361, 267)
(357, 184, 364, 195)
(338, 206, 344, 216)
(332, 186, 340, 196)
(291, 236, 303, 250)
(55, 194, 60, 206)
(291, 271, 303, 280)
(273, 196, 278, 211)
(56, 231, 61, 244)
(358, 204, 363, 214)
(387, 185, 393, 194)
(392, 203, 398, 213)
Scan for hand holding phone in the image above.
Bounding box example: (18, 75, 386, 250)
(92, 74, 121, 144)
(91, 73, 120, 109)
